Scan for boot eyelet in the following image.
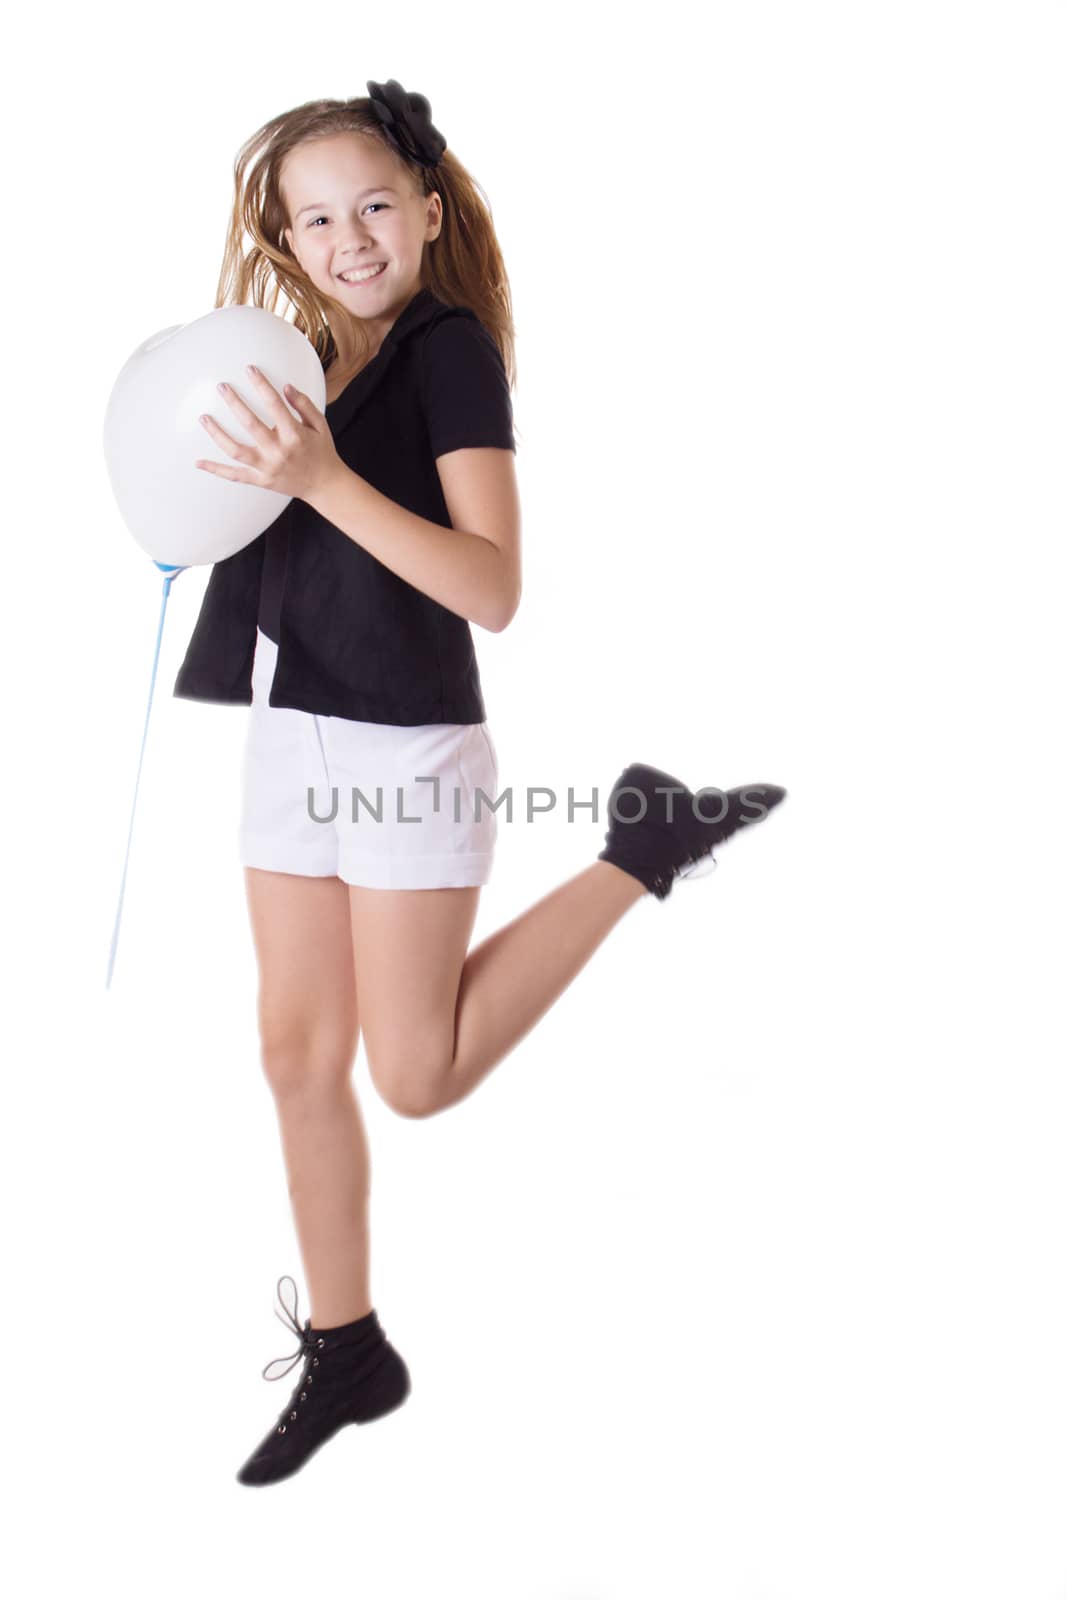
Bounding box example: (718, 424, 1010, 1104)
(277, 1424, 286, 1433)
(312, 1357, 319, 1366)
(289, 1409, 297, 1420)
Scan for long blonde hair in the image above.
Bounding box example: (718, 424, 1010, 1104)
(211, 95, 517, 393)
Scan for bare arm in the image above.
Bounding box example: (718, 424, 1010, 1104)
(306, 447, 522, 633)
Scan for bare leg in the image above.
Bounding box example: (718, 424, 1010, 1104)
(244, 866, 372, 1328)
(451, 862, 646, 1105)
(349, 860, 647, 1117)
(271, 1079, 373, 1328)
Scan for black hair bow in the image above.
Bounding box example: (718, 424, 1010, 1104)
(366, 78, 447, 170)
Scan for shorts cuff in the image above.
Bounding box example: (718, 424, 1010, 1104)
(337, 850, 495, 890)
(238, 831, 338, 877)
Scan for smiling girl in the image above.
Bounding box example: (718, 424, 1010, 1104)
(173, 79, 787, 1487)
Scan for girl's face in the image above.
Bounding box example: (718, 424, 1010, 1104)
(280, 132, 442, 343)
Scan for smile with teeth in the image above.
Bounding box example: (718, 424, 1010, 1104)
(338, 263, 387, 283)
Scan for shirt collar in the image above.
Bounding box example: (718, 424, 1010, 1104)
(323, 285, 443, 437)
(385, 284, 442, 343)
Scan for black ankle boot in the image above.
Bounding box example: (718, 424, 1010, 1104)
(597, 763, 787, 900)
(235, 1275, 411, 1487)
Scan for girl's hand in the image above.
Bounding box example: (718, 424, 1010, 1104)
(195, 367, 341, 502)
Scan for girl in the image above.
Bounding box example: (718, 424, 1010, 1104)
(175, 78, 787, 1488)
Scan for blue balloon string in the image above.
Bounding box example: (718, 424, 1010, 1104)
(105, 561, 187, 990)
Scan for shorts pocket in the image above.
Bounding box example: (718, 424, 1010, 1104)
(458, 725, 497, 847)
(478, 724, 499, 783)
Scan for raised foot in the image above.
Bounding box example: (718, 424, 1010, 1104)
(597, 764, 787, 900)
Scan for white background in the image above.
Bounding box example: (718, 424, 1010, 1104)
(3, 2, 1064, 1596)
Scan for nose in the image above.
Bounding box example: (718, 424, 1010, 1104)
(336, 219, 378, 254)
(337, 243, 377, 269)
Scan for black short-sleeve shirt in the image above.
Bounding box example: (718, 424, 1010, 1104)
(173, 287, 515, 725)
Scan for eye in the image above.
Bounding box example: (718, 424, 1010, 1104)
(307, 202, 388, 228)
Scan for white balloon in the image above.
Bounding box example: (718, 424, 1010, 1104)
(103, 305, 327, 567)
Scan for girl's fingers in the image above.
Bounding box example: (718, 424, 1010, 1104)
(195, 458, 248, 482)
(232, 368, 292, 429)
(200, 413, 253, 461)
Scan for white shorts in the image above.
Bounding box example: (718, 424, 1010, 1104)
(238, 628, 500, 889)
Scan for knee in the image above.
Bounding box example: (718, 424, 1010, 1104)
(259, 1020, 357, 1100)
(389, 1089, 440, 1119)
(366, 1043, 451, 1120)
(369, 1068, 442, 1120)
